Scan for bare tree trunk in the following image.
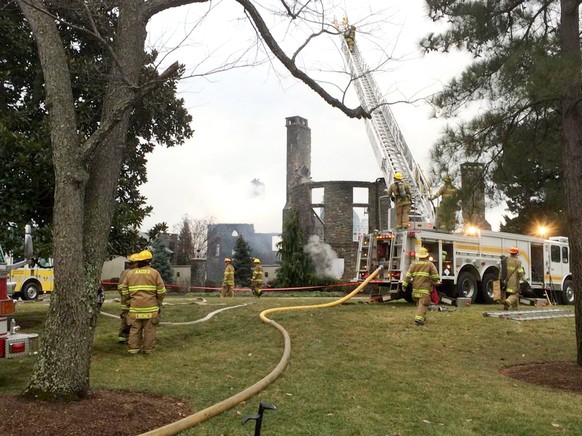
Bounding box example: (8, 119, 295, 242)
(559, 0, 582, 365)
(18, 0, 93, 399)
(20, 0, 148, 399)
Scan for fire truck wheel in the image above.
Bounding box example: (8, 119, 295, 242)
(480, 271, 498, 304)
(21, 282, 41, 300)
(457, 271, 478, 303)
(561, 279, 575, 305)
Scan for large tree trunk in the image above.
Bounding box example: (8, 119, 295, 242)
(20, 0, 148, 400)
(559, 0, 582, 365)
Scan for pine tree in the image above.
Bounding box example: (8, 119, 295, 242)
(277, 208, 315, 287)
(232, 235, 253, 287)
(423, 0, 582, 363)
(151, 238, 173, 285)
(174, 217, 195, 265)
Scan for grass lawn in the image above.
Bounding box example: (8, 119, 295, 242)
(1, 292, 580, 435)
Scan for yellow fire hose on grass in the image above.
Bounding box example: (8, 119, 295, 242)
(141, 266, 383, 436)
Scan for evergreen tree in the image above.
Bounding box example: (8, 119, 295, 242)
(422, 1, 567, 235)
(151, 238, 173, 285)
(277, 208, 315, 287)
(422, 0, 582, 362)
(232, 235, 253, 287)
(174, 217, 195, 265)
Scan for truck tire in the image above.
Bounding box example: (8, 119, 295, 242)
(480, 271, 498, 304)
(21, 282, 41, 300)
(561, 279, 575, 305)
(457, 271, 478, 303)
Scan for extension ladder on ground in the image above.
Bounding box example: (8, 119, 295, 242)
(483, 309, 574, 321)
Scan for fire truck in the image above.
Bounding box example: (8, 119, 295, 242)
(0, 226, 40, 358)
(8, 258, 54, 300)
(339, 22, 573, 305)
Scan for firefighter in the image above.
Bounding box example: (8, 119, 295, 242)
(221, 257, 235, 298)
(387, 172, 412, 229)
(251, 258, 264, 297)
(401, 247, 441, 326)
(430, 175, 459, 232)
(344, 25, 356, 52)
(501, 246, 525, 310)
(120, 249, 166, 354)
(117, 253, 138, 344)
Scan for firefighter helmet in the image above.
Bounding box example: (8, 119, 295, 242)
(444, 175, 452, 183)
(128, 253, 139, 263)
(509, 247, 519, 255)
(224, 257, 231, 263)
(253, 258, 261, 264)
(394, 172, 403, 180)
(418, 247, 429, 259)
(137, 250, 153, 261)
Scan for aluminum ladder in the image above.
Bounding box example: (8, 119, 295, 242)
(340, 37, 435, 225)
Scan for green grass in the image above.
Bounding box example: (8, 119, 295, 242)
(1, 293, 580, 435)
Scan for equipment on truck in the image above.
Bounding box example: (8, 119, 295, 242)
(339, 22, 573, 305)
(0, 225, 40, 358)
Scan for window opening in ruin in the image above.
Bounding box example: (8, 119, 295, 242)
(353, 207, 369, 242)
(272, 235, 282, 251)
(353, 187, 368, 204)
(312, 187, 325, 220)
(231, 230, 239, 237)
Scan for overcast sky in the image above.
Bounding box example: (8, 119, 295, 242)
(139, 0, 498, 234)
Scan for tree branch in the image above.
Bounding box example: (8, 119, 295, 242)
(81, 62, 181, 161)
(234, 0, 369, 119)
(143, 0, 210, 22)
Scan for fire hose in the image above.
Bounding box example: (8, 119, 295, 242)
(140, 265, 383, 435)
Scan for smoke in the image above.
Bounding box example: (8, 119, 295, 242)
(249, 178, 265, 198)
(303, 235, 343, 279)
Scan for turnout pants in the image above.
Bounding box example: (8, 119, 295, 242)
(127, 313, 159, 353)
(413, 293, 431, 324)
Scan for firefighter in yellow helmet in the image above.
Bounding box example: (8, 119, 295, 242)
(344, 24, 356, 52)
(430, 175, 459, 232)
(120, 249, 166, 354)
(387, 172, 412, 229)
(401, 247, 441, 326)
(251, 258, 264, 298)
(500, 246, 525, 310)
(221, 257, 235, 298)
(117, 253, 139, 344)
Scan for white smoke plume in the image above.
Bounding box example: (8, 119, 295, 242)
(249, 178, 265, 198)
(303, 235, 343, 279)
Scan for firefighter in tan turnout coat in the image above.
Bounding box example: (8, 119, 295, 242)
(120, 249, 166, 354)
(221, 257, 235, 298)
(402, 247, 441, 326)
(502, 246, 525, 310)
(250, 258, 264, 297)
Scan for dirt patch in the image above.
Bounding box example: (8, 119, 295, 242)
(0, 390, 193, 436)
(500, 361, 582, 394)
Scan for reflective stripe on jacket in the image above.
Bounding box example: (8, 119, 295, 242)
(506, 256, 525, 294)
(223, 264, 235, 286)
(251, 265, 263, 285)
(402, 260, 440, 296)
(120, 266, 166, 314)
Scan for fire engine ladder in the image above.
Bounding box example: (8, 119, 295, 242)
(340, 36, 435, 226)
(387, 231, 406, 278)
(355, 233, 373, 280)
(482, 309, 574, 321)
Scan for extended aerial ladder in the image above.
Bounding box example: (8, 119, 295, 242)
(339, 22, 435, 227)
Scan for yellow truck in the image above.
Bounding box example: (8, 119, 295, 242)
(8, 258, 54, 300)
